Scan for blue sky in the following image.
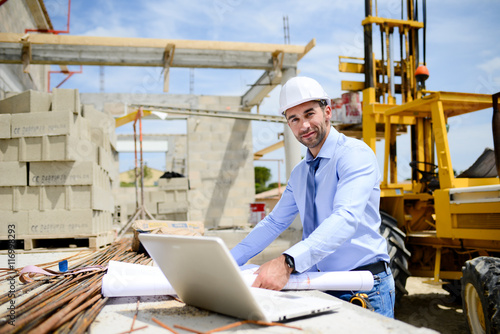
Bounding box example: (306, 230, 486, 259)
(45, 0, 500, 181)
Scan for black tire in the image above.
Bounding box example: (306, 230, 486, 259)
(462, 257, 500, 334)
(442, 279, 462, 303)
(379, 211, 412, 302)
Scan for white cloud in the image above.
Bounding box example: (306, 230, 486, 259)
(478, 57, 500, 73)
(42, 1, 500, 175)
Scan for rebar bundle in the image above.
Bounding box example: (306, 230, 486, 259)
(0, 238, 151, 334)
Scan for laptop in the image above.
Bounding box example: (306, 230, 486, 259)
(139, 234, 341, 322)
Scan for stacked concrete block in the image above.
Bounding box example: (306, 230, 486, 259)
(82, 104, 119, 187)
(144, 178, 189, 221)
(187, 96, 255, 228)
(0, 89, 117, 250)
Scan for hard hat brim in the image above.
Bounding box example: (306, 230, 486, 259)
(280, 97, 331, 115)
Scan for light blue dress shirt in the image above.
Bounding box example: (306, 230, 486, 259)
(230, 126, 390, 273)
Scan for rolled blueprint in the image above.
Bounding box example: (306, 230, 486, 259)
(102, 261, 176, 297)
(102, 261, 374, 297)
(240, 264, 374, 291)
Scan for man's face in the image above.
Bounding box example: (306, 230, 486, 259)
(285, 101, 332, 154)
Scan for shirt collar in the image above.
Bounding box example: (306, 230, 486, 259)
(305, 126, 339, 163)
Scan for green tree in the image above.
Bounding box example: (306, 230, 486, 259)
(255, 166, 271, 193)
(126, 164, 153, 186)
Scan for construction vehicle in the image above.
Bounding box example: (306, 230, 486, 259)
(339, 1, 500, 333)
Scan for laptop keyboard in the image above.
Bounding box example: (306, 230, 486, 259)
(250, 288, 322, 315)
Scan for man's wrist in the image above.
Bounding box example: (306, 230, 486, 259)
(283, 253, 295, 273)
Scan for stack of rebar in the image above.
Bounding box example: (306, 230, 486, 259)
(0, 239, 150, 334)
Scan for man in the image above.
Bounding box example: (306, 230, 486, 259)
(230, 76, 395, 318)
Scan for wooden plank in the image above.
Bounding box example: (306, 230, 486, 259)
(254, 141, 285, 160)
(0, 32, 313, 54)
(1, 231, 115, 250)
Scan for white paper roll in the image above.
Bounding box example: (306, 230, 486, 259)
(101, 261, 374, 297)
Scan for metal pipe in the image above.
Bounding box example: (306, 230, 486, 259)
(423, 0, 427, 65)
(364, 0, 374, 88)
(493, 92, 500, 177)
(385, 26, 393, 103)
(139, 109, 145, 220)
(389, 31, 395, 99)
(133, 116, 139, 211)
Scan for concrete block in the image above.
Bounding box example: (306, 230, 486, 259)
(0, 185, 113, 212)
(11, 111, 75, 138)
(39, 185, 113, 211)
(0, 211, 29, 236)
(29, 161, 107, 187)
(0, 186, 39, 211)
(52, 88, 81, 115)
(157, 201, 189, 214)
(0, 187, 13, 211)
(156, 212, 188, 221)
(0, 162, 27, 186)
(0, 139, 19, 162)
(103, 102, 126, 116)
(83, 104, 116, 149)
(0, 90, 52, 114)
(148, 190, 167, 203)
(27, 209, 98, 236)
(19, 135, 97, 162)
(98, 146, 113, 172)
(75, 115, 91, 141)
(0, 115, 10, 138)
(142, 199, 158, 214)
(90, 185, 115, 211)
(157, 177, 189, 191)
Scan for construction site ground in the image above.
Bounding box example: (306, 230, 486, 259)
(397, 277, 467, 333)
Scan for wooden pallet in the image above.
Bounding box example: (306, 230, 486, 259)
(0, 230, 115, 251)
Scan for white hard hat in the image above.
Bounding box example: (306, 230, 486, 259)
(279, 76, 330, 115)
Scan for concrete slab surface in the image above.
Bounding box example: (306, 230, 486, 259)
(91, 291, 437, 334)
(0, 251, 438, 334)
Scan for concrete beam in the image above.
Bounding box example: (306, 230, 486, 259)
(0, 33, 313, 70)
(116, 134, 169, 153)
(133, 104, 286, 123)
(25, 0, 53, 30)
(241, 70, 282, 110)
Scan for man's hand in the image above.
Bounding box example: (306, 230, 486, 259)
(251, 255, 293, 290)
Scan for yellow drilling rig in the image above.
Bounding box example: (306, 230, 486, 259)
(339, 1, 500, 333)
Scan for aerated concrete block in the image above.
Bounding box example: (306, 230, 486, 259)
(52, 88, 81, 115)
(0, 210, 29, 236)
(0, 185, 114, 212)
(157, 201, 189, 214)
(0, 186, 39, 211)
(157, 178, 189, 191)
(11, 111, 75, 138)
(29, 161, 107, 187)
(156, 212, 188, 221)
(0, 115, 10, 138)
(41, 185, 114, 212)
(0, 139, 19, 162)
(18, 135, 97, 162)
(0, 90, 52, 114)
(28, 209, 98, 236)
(0, 162, 27, 186)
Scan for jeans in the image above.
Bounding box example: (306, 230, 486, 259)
(326, 267, 395, 318)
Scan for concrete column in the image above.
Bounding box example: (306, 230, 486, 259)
(281, 68, 302, 180)
(281, 68, 303, 238)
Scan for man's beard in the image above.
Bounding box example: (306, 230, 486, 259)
(297, 125, 327, 149)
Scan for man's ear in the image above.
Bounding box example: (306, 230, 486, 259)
(324, 105, 332, 123)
